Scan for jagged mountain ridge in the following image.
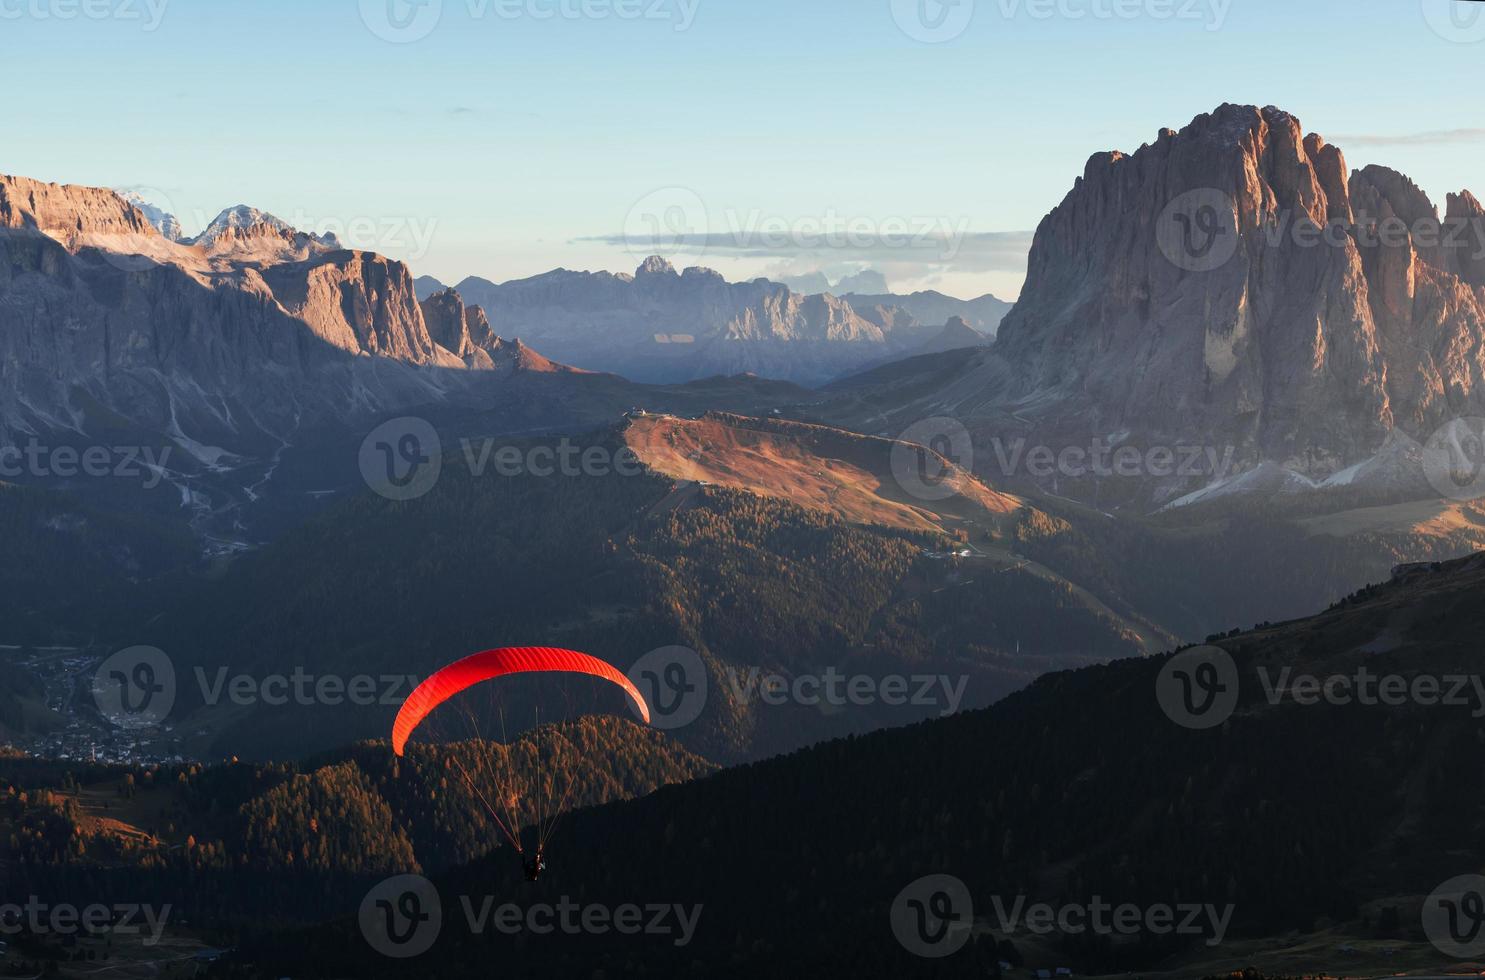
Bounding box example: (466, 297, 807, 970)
(0, 172, 806, 451)
(0, 171, 468, 447)
(996, 103, 1485, 475)
(812, 104, 1485, 508)
(417, 286, 574, 373)
(452, 257, 992, 385)
(842, 289, 1011, 335)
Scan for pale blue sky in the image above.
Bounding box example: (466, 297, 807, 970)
(3, 0, 1481, 299)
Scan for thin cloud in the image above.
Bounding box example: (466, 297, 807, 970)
(1334, 128, 1485, 147)
(573, 230, 1035, 275)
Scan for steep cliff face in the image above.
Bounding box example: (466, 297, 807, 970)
(418, 286, 576, 374)
(420, 287, 475, 358)
(0, 173, 474, 446)
(990, 104, 1485, 476)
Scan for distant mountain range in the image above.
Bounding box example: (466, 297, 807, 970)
(416, 268, 1010, 384)
(840, 290, 1010, 335)
(777, 268, 891, 295)
(443, 257, 1009, 385)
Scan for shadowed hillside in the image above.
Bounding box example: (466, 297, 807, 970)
(239, 552, 1485, 978)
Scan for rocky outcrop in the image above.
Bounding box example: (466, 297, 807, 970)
(418, 286, 575, 374)
(119, 191, 184, 242)
(420, 287, 476, 360)
(0, 174, 541, 449)
(991, 104, 1485, 477)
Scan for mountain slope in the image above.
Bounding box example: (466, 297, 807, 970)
(124, 421, 1157, 765)
(0, 716, 712, 931)
(837, 315, 991, 380)
(622, 411, 1021, 534)
(258, 551, 1485, 978)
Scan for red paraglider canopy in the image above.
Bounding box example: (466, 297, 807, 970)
(392, 646, 650, 756)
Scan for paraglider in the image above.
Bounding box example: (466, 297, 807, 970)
(391, 647, 651, 880)
(392, 646, 650, 756)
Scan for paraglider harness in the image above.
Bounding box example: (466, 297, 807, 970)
(523, 851, 547, 882)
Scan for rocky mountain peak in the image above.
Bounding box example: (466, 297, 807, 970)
(681, 265, 726, 286)
(420, 287, 476, 358)
(417, 286, 571, 372)
(0, 173, 160, 247)
(636, 255, 678, 278)
(993, 103, 1485, 480)
(118, 191, 184, 241)
(191, 205, 340, 255)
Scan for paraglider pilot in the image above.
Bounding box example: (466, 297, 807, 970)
(523, 850, 547, 882)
